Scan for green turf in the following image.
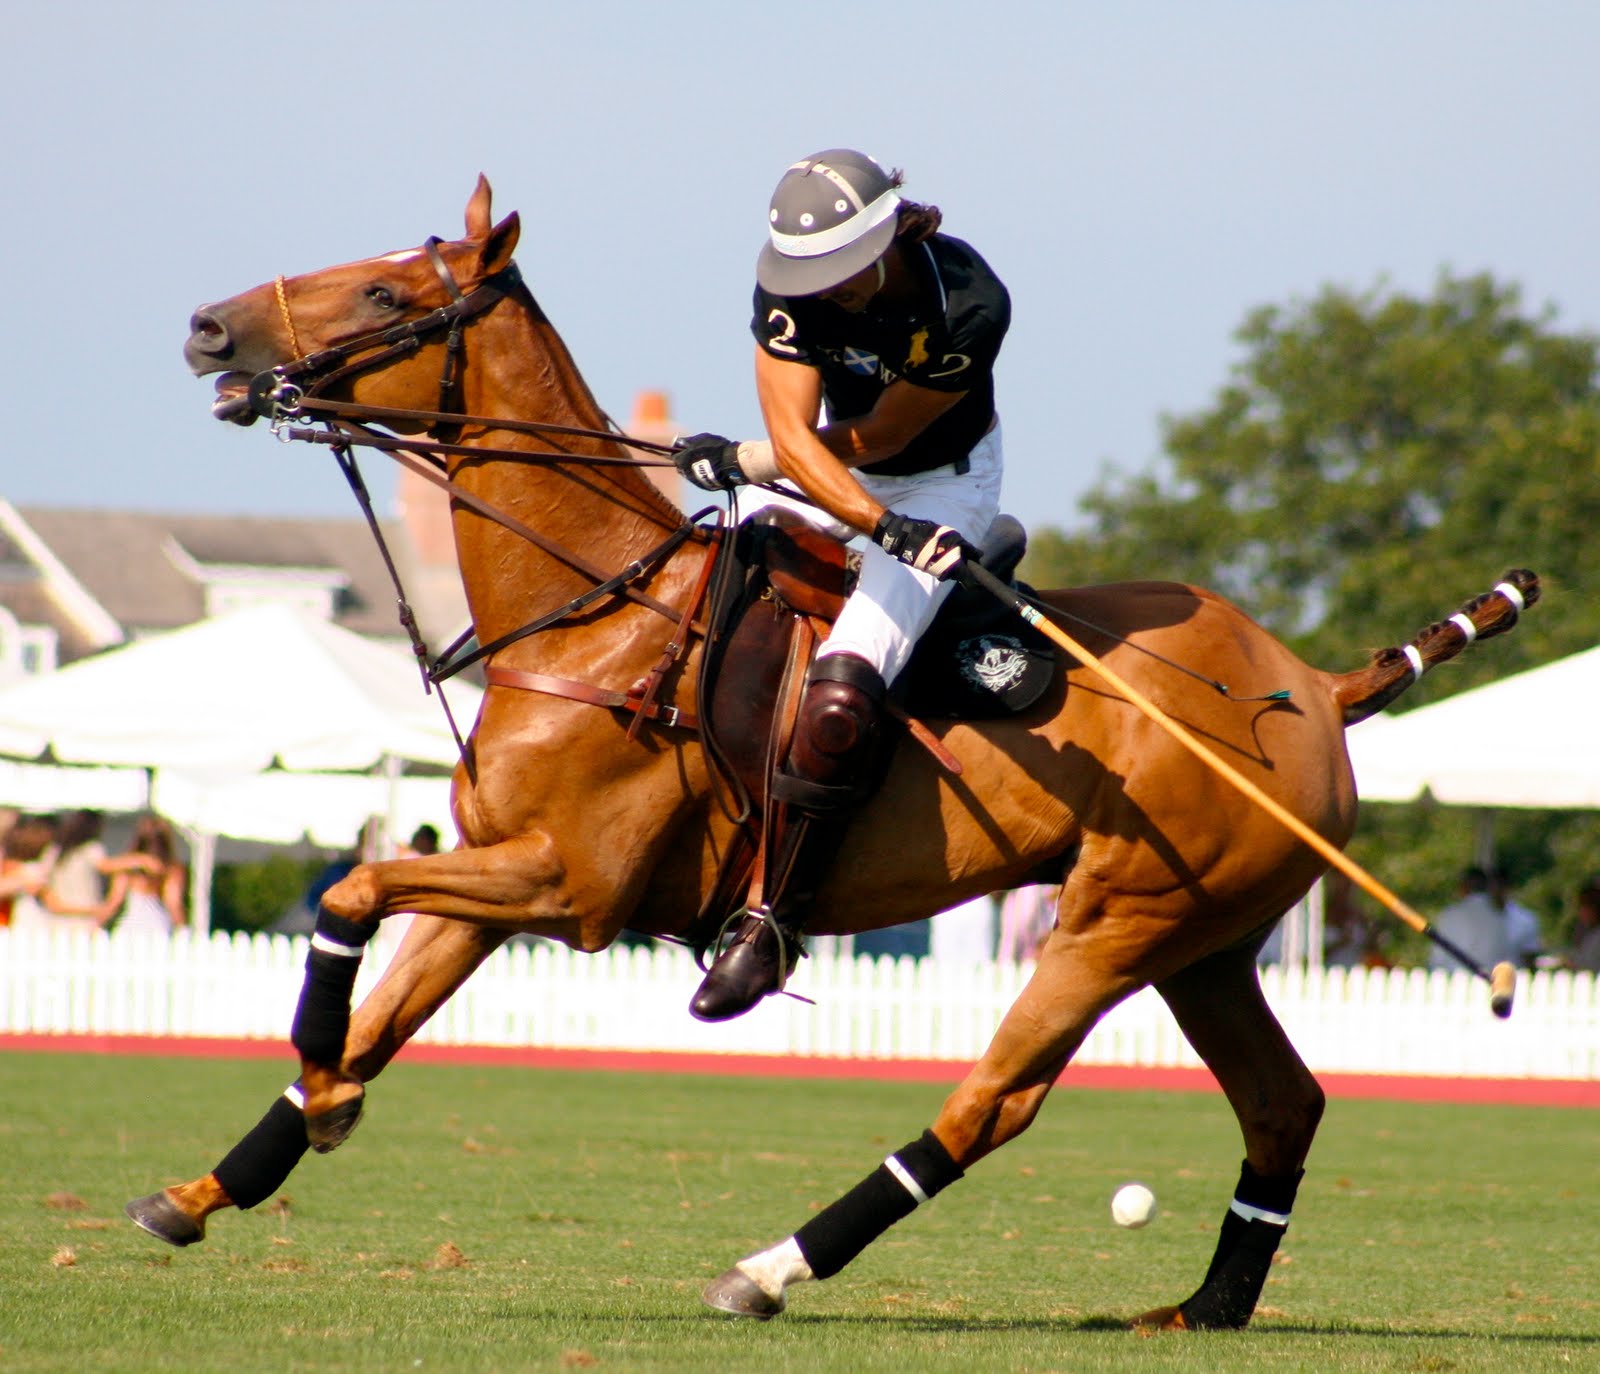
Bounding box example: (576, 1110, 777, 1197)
(1, 1050, 1595, 1373)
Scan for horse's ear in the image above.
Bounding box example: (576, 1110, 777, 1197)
(481, 211, 520, 275)
(465, 175, 493, 239)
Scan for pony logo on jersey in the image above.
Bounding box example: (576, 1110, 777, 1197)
(842, 347, 879, 377)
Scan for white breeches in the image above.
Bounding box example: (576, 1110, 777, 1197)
(733, 424, 1004, 685)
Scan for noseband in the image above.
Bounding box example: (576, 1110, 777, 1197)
(249, 237, 522, 430)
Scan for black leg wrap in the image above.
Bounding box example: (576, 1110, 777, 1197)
(212, 1091, 310, 1210)
(313, 910, 375, 950)
(794, 1130, 963, 1280)
(289, 912, 375, 1064)
(1178, 1161, 1303, 1330)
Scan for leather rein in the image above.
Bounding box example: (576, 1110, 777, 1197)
(248, 237, 718, 753)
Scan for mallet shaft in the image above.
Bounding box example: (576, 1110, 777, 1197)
(967, 565, 1515, 1017)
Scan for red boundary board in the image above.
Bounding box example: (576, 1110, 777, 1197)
(3, 1033, 1596, 1108)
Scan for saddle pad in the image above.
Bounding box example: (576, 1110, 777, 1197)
(902, 598, 1059, 720)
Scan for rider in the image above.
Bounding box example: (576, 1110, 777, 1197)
(675, 148, 1012, 1022)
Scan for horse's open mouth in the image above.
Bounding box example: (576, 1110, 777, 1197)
(211, 372, 259, 426)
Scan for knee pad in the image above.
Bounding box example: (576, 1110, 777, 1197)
(788, 655, 887, 786)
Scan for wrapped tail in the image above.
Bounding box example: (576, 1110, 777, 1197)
(1332, 569, 1540, 726)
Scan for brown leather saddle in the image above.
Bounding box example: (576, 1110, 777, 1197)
(683, 508, 1056, 950)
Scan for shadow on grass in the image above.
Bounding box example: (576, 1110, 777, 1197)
(543, 1309, 1600, 1344)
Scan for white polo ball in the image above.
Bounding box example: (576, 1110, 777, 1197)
(1111, 1182, 1156, 1228)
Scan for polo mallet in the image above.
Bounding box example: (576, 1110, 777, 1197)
(965, 563, 1517, 1018)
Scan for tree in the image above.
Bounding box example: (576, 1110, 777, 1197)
(1023, 272, 1600, 954)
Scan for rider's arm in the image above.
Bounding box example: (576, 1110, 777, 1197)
(753, 344, 965, 535)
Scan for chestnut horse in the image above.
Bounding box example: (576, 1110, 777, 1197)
(132, 177, 1533, 1330)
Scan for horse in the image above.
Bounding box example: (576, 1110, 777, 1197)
(129, 176, 1536, 1330)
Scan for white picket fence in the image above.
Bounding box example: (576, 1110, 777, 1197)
(3, 925, 1597, 1081)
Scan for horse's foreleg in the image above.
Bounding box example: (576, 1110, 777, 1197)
(293, 836, 575, 1149)
(704, 927, 1134, 1318)
(126, 916, 501, 1247)
(1136, 943, 1326, 1331)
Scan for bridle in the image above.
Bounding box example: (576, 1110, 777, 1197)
(253, 237, 526, 431)
(252, 238, 683, 467)
(245, 236, 722, 763)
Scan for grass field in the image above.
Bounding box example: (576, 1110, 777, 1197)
(2, 1050, 1596, 1373)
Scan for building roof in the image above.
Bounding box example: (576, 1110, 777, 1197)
(21, 507, 409, 634)
(0, 505, 464, 667)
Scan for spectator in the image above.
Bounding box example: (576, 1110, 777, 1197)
(400, 823, 441, 858)
(41, 809, 117, 928)
(1, 814, 58, 931)
(302, 826, 367, 913)
(1428, 866, 1511, 974)
(1488, 870, 1544, 972)
(997, 885, 1057, 962)
(1322, 875, 1391, 970)
(1564, 884, 1600, 974)
(104, 813, 187, 935)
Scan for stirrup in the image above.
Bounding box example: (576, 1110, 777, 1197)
(751, 905, 805, 990)
(688, 907, 810, 1022)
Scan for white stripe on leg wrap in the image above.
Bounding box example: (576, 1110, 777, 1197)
(1230, 1199, 1291, 1227)
(884, 1155, 929, 1204)
(311, 933, 366, 958)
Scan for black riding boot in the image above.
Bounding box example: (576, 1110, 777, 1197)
(690, 654, 887, 1022)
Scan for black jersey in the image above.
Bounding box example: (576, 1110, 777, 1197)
(751, 234, 1010, 477)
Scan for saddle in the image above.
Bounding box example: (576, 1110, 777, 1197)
(686, 508, 1057, 950)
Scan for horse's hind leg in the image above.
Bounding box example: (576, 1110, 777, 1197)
(125, 916, 501, 1247)
(1135, 942, 1326, 1331)
(704, 923, 1139, 1318)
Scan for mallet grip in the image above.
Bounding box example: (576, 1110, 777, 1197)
(1489, 961, 1517, 1019)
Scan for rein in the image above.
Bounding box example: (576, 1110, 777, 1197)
(274, 395, 681, 460)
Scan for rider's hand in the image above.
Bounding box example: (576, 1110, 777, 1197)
(872, 511, 980, 583)
(672, 433, 745, 492)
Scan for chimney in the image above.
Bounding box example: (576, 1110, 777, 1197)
(396, 465, 457, 567)
(627, 389, 684, 506)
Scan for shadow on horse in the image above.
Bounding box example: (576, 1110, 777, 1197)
(130, 177, 1536, 1330)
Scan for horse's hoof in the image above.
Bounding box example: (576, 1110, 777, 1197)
(1129, 1305, 1187, 1331)
(125, 1190, 205, 1248)
(305, 1088, 365, 1154)
(701, 1266, 785, 1319)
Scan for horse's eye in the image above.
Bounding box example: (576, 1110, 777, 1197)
(366, 285, 397, 310)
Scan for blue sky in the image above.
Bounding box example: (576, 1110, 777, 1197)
(4, 1, 1596, 533)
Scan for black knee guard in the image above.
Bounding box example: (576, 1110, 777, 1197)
(212, 1087, 311, 1210)
(794, 1130, 964, 1279)
(1179, 1160, 1303, 1330)
(290, 911, 375, 1064)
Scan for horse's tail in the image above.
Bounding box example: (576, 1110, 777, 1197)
(1330, 568, 1541, 727)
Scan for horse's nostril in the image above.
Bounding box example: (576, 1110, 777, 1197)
(188, 307, 231, 358)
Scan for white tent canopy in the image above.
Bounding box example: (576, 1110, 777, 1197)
(1347, 644, 1600, 809)
(0, 604, 482, 929)
(150, 768, 456, 849)
(0, 602, 476, 776)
